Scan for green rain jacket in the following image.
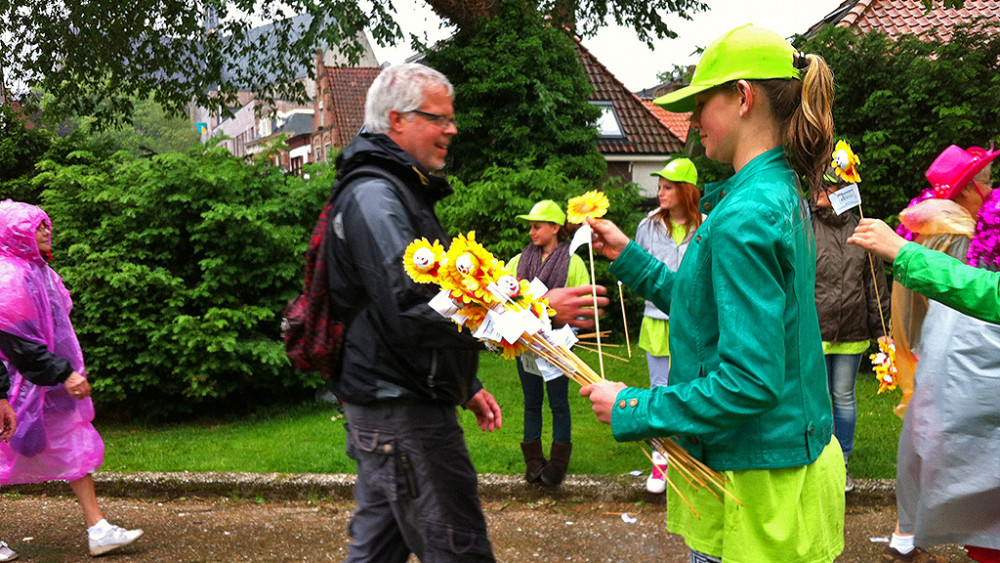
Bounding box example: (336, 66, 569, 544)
(609, 147, 832, 471)
(894, 242, 1000, 323)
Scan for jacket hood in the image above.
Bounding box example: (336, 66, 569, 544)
(0, 200, 49, 265)
(335, 133, 454, 203)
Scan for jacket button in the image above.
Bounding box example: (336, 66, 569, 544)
(808, 425, 814, 435)
(383, 444, 394, 454)
(688, 436, 698, 444)
(618, 400, 627, 409)
(703, 203, 713, 211)
(721, 190, 727, 198)
(628, 398, 638, 407)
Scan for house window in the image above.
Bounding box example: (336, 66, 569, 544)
(324, 143, 332, 163)
(590, 101, 624, 138)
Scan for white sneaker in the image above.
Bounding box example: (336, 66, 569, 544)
(89, 524, 143, 556)
(645, 472, 667, 494)
(0, 541, 17, 562)
(646, 451, 668, 494)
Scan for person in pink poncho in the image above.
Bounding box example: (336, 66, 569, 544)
(0, 200, 143, 559)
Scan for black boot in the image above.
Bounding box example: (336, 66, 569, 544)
(541, 441, 572, 486)
(520, 439, 546, 484)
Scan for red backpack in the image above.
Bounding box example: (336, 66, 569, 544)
(282, 196, 344, 379)
(282, 165, 409, 379)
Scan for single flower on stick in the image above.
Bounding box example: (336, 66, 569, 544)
(566, 190, 610, 224)
(831, 139, 861, 184)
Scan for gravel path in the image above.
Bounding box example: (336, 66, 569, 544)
(0, 489, 974, 562)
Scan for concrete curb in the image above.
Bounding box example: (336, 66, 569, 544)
(3, 472, 898, 505)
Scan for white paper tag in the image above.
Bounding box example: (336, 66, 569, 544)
(519, 352, 543, 376)
(428, 290, 458, 318)
(528, 278, 549, 298)
(472, 310, 504, 342)
(829, 183, 862, 215)
(536, 356, 565, 381)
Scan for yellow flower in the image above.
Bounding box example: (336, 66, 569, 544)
(403, 238, 445, 284)
(870, 340, 898, 394)
(831, 140, 861, 184)
(566, 190, 610, 224)
(440, 232, 501, 306)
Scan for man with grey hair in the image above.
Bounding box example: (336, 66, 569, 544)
(325, 62, 500, 562)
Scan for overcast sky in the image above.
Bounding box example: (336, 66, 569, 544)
(370, 0, 846, 91)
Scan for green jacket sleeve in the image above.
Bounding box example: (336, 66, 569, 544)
(895, 242, 1000, 323)
(608, 241, 676, 313)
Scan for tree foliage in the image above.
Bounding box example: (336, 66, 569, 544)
(426, 0, 705, 43)
(0, 106, 52, 205)
(3, 0, 403, 126)
(424, 0, 606, 186)
(4, 0, 706, 126)
(799, 24, 1000, 221)
(32, 145, 332, 418)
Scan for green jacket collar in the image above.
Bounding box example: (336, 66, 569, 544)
(700, 147, 790, 214)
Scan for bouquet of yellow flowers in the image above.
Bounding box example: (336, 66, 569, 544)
(403, 230, 739, 517)
(870, 339, 898, 394)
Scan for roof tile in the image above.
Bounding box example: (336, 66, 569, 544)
(572, 37, 684, 155)
(831, 0, 999, 43)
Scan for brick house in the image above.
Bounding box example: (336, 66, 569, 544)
(310, 63, 383, 166)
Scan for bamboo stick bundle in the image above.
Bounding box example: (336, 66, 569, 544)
(402, 232, 739, 516)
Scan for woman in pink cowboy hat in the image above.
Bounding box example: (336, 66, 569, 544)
(880, 144, 998, 563)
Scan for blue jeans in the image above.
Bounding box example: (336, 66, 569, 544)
(342, 401, 495, 562)
(826, 353, 863, 457)
(517, 358, 571, 444)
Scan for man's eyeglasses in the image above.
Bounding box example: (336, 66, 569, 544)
(408, 109, 457, 129)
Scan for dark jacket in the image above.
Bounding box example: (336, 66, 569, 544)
(327, 133, 482, 406)
(813, 207, 890, 343)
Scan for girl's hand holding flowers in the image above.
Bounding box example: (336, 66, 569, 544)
(586, 218, 630, 260)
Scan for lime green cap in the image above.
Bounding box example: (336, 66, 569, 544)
(654, 24, 800, 113)
(651, 158, 698, 185)
(517, 200, 566, 225)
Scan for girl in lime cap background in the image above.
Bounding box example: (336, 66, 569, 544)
(635, 157, 703, 495)
(581, 24, 843, 562)
(506, 200, 587, 486)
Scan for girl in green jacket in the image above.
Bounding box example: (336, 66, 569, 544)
(582, 25, 843, 563)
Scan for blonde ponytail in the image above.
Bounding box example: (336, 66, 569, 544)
(789, 54, 835, 194)
(754, 52, 835, 194)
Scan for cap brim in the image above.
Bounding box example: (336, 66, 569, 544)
(653, 82, 716, 113)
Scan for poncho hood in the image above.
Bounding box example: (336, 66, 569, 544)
(0, 200, 49, 265)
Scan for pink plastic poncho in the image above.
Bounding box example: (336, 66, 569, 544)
(0, 200, 104, 484)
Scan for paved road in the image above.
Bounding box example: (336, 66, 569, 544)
(0, 474, 974, 562)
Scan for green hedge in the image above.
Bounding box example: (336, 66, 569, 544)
(33, 145, 332, 417)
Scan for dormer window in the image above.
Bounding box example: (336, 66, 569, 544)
(591, 101, 624, 138)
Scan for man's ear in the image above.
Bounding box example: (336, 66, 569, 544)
(736, 80, 754, 117)
(388, 109, 407, 134)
